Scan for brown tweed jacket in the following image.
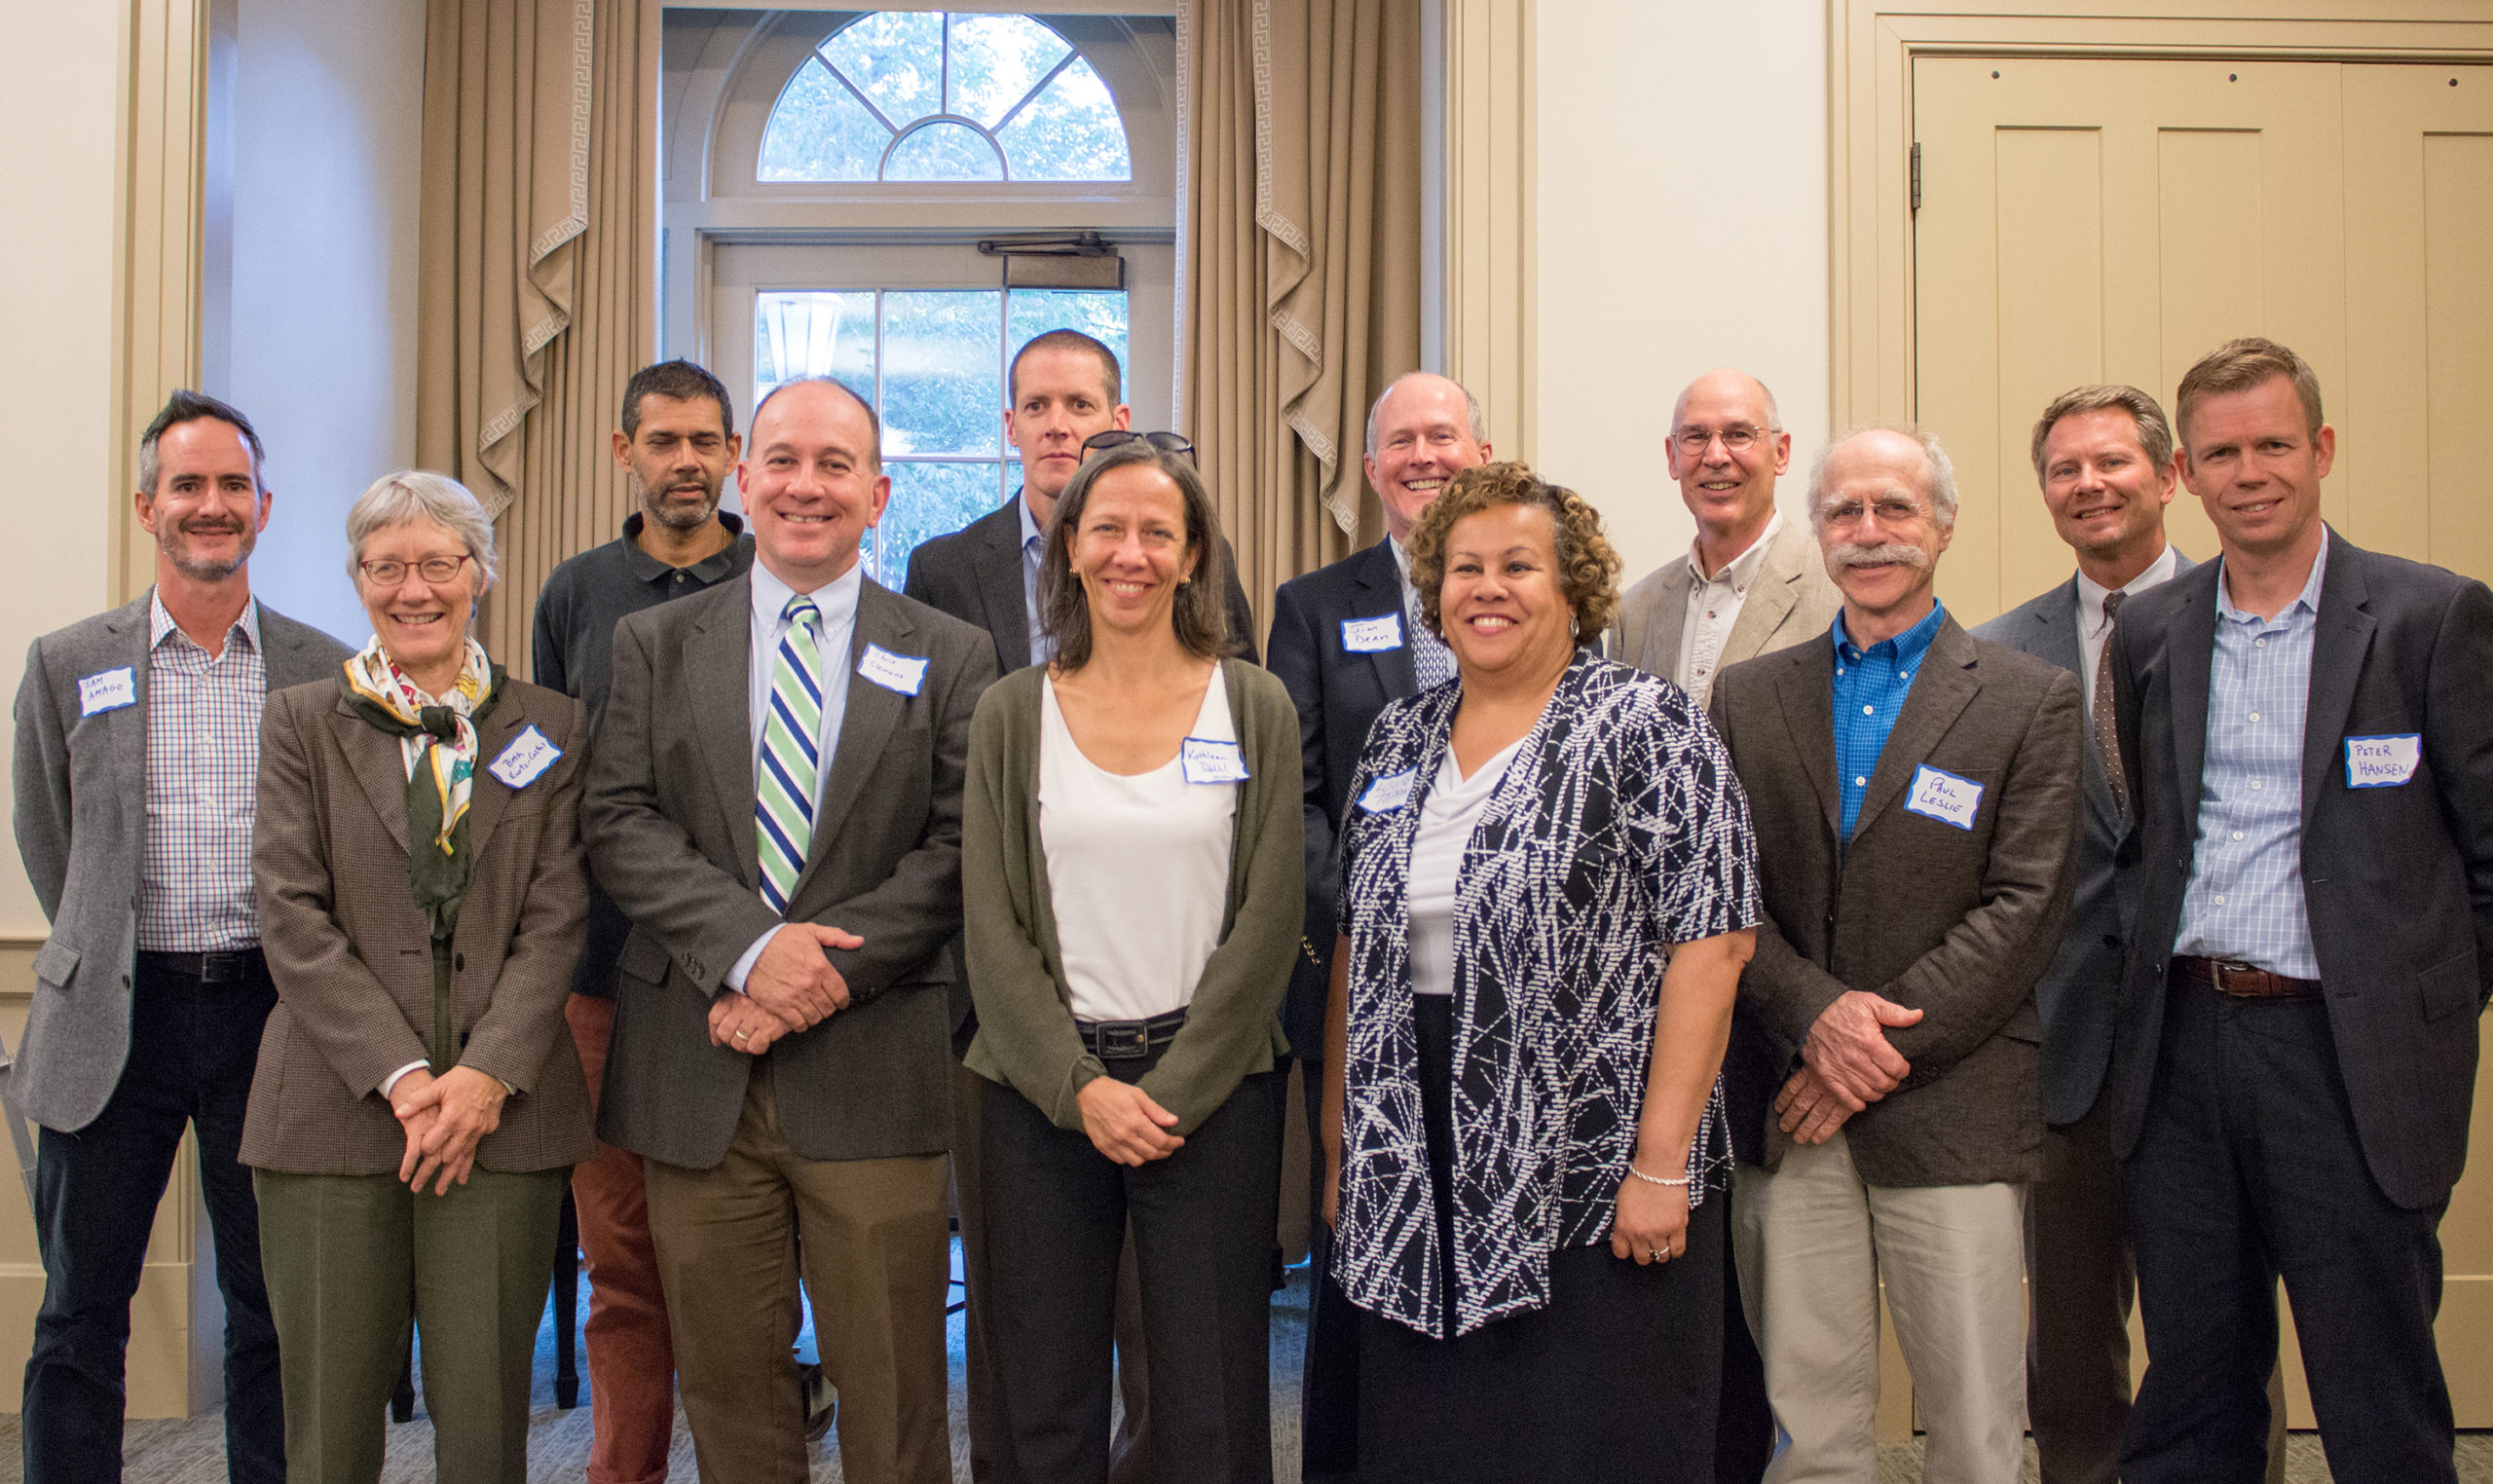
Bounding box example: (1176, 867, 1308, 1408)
(242, 676, 593, 1175)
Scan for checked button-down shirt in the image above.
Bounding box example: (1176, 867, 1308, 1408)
(138, 592, 269, 952)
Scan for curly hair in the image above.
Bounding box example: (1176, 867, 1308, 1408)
(1407, 462, 1621, 645)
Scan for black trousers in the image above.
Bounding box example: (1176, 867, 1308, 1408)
(1296, 1056, 1362, 1484)
(21, 952, 284, 1484)
(981, 1052, 1282, 1484)
(2123, 978, 2455, 1484)
(1356, 995, 1723, 1484)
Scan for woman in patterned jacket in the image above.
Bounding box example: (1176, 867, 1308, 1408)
(1319, 462, 1761, 1481)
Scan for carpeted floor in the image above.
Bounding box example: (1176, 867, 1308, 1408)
(8, 1256, 2491, 1481)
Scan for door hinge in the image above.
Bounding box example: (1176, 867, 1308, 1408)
(1911, 142, 1922, 212)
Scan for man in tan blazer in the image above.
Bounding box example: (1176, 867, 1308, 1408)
(1707, 426, 2081, 1484)
(1610, 368, 1842, 711)
(583, 377, 997, 1484)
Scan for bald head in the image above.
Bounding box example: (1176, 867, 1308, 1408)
(1668, 368, 1790, 559)
(1363, 372, 1492, 543)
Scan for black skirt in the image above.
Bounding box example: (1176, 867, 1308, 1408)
(1354, 994, 1725, 1483)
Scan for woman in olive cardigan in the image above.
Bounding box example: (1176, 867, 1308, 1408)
(962, 435, 1303, 1484)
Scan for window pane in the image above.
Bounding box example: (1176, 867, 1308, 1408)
(760, 58, 891, 182)
(873, 461, 1006, 592)
(995, 57, 1131, 181)
(1008, 290, 1131, 400)
(883, 121, 1006, 182)
(947, 15, 1069, 129)
(881, 291, 1003, 457)
(754, 291, 875, 409)
(821, 12, 940, 127)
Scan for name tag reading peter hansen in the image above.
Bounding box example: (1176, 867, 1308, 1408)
(1341, 613, 1404, 653)
(79, 667, 136, 717)
(1903, 764, 1984, 831)
(488, 724, 563, 789)
(2346, 733, 2422, 789)
(1180, 737, 1250, 785)
(858, 644, 929, 696)
(1358, 769, 1417, 813)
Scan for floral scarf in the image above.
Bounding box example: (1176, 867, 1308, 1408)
(337, 635, 502, 942)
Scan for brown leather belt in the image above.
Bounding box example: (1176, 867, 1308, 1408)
(2173, 954, 2323, 1000)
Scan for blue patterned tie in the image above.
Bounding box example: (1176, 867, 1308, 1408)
(757, 595, 823, 912)
(1409, 589, 1457, 689)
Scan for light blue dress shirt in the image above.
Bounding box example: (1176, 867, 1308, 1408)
(1831, 601, 1946, 844)
(2174, 531, 2329, 979)
(1019, 491, 1051, 668)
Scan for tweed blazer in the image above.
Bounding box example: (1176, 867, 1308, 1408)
(583, 573, 997, 1169)
(1707, 613, 2082, 1186)
(1609, 515, 1844, 685)
(11, 593, 349, 1133)
(243, 676, 593, 1175)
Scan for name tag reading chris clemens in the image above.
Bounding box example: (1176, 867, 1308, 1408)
(1341, 613, 1404, 652)
(858, 644, 929, 696)
(1903, 764, 1984, 831)
(2345, 733, 2422, 789)
(1180, 737, 1250, 785)
(488, 724, 563, 789)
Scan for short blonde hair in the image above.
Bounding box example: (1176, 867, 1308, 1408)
(2029, 385, 2174, 483)
(345, 470, 499, 594)
(2175, 337, 2324, 447)
(1408, 462, 1621, 644)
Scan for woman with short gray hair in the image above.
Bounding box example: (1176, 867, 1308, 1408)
(247, 469, 591, 1481)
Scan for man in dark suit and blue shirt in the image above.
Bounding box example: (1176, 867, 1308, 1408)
(2109, 337, 2493, 1483)
(11, 391, 350, 1484)
(1267, 369, 1489, 1480)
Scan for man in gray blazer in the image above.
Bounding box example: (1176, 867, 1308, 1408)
(584, 376, 995, 1484)
(10, 390, 349, 1484)
(1708, 425, 2080, 1484)
(1610, 368, 1842, 709)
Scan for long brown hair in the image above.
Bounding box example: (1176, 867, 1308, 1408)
(1037, 438, 1230, 668)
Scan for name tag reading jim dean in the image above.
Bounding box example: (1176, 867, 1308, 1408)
(1903, 764, 1984, 832)
(1341, 613, 1404, 653)
(1358, 768, 1417, 814)
(858, 644, 929, 697)
(79, 666, 137, 718)
(2346, 733, 2422, 789)
(1180, 737, 1250, 785)
(488, 724, 563, 789)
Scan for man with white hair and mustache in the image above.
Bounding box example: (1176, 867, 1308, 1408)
(1706, 426, 2082, 1484)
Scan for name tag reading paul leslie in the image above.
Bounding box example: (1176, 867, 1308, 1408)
(1903, 764, 1984, 831)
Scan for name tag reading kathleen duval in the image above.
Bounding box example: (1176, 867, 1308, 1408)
(2345, 733, 2422, 789)
(1903, 764, 1984, 831)
(858, 644, 929, 696)
(1180, 737, 1250, 785)
(1358, 769, 1416, 813)
(488, 724, 563, 789)
(1341, 613, 1404, 652)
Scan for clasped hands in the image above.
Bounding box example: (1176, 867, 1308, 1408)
(709, 921, 863, 1054)
(1775, 989, 1925, 1145)
(391, 1065, 505, 1196)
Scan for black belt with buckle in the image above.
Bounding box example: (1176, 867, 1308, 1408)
(134, 948, 266, 983)
(1073, 1007, 1188, 1061)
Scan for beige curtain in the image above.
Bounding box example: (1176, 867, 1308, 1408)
(1180, 0, 1424, 635)
(415, 0, 658, 671)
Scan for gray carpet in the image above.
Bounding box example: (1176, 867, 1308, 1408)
(7, 1260, 2491, 1481)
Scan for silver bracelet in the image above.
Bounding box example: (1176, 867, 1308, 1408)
(1625, 1159, 1692, 1189)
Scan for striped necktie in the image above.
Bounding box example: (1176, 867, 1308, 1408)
(757, 594, 824, 912)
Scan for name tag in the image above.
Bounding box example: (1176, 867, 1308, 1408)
(858, 644, 928, 696)
(1358, 769, 1416, 813)
(488, 724, 563, 789)
(1179, 737, 1250, 785)
(1341, 613, 1404, 653)
(2345, 733, 2422, 789)
(1903, 764, 1984, 831)
(78, 667, 136, 718)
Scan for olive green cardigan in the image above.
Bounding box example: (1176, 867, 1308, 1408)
(962, 658, 1304, 1136)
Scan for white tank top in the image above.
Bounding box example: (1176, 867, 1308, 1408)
(1040, 672, 1241, 1022)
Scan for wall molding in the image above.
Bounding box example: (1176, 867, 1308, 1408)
(1442, 0, 1535, 465)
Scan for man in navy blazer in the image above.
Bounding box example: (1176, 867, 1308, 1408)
(1267, 370, 1489, 1480)
(2110, 339, 2493, 1482)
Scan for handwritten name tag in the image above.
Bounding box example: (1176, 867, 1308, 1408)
(1358, 769, 1417, 813)
(858, 644, 928, 696)
(2345, 733, 2422, 789)
(488, 724, 563, 789)
(1341, 613, 1404, 653)
(78, 667, 136, 718)
(1903, 764, 1984, 831)
(1180, 737, 1250, 785)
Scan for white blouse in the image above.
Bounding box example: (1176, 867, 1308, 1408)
(1040, 673, 1241, 1023)
(1404, 736, 1526, 997)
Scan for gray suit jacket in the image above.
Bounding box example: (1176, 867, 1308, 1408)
(1610, 515, 1844, 686)
(1974, 552, 2194, 1125)
(583, 572, 998, 1169)
(11, 593, 349, 1132)
(1708, 615, 2082, 1186)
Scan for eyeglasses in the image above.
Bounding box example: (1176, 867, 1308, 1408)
(358, 554, 473, 586)
(1817, 496, 1931, 529)
(1082, 429, 1197, 465)
(1672, 425, 1777, 456)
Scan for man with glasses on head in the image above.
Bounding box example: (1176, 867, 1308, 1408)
(905, 328, 1253, 1484)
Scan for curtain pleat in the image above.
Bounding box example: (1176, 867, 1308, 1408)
(1182, 0, 1422, 635)
(416, 0, 657, 673)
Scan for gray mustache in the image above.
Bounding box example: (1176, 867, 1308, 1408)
(1828, 540, 1930, 573)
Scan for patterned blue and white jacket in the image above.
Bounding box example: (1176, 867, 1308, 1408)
(1332, 649, 1760, 1338)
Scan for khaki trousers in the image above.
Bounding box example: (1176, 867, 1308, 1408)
(644, 1057, 951, 1484)
(1734, 1132, 2028, 1484)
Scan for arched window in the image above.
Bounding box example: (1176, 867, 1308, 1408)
(761, 13, 1133, 184)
